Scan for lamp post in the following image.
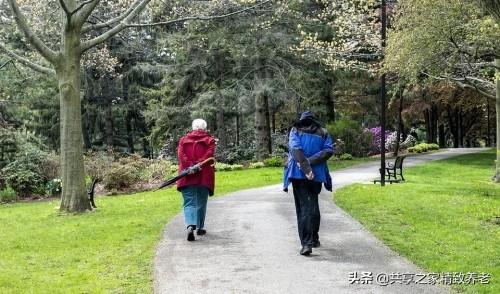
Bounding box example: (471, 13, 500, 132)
(379, 0, 388, 186)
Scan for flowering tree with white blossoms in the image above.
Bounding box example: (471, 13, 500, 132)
(292, 0, 382, 72)
(0, 0, 271, 212)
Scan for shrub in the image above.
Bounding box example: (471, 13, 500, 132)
(0, 186, 17, 202)
(327, 119, 372, 157)
(340, 153, 353, 160)
(215, 163, 247, 171)
(1, 143, 48, 195)
(215, 162, 232, 171)
(367, 127, 391, 155)
(249, 162, 265, 169)
(170, 164, 179, 174)
(414, 145, 425, 153)
(230, 164, 244, 171)
(410, 143, 440, 154)
(84, 152, 114, 181)
(217, 146, 255, 164)
(117, 154, 150, 171)
(263, 156, 284, 167)
(45, 179, 62, 196)
(102, 163, 141, 190)
(39, 153, 60, 181)
(142, 160, 172, 181)
(401, 134, 417, 149)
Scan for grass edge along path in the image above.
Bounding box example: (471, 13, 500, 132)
(334, 150, 499, 294)
(0, 157, 371, 293)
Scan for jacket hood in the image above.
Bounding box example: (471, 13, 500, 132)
(183, 130, 212, 142)
(294, 111, 323, 131)
(299, 111, 315, 121)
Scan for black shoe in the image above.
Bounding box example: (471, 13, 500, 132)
(300, 246, 312, 256)
(187, 226, 195, 241)
(313, 240, 321, 248)
(197, 229, 207, 236)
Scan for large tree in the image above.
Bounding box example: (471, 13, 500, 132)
(385, 0, 500, 181)
(0, 0, 270, 212)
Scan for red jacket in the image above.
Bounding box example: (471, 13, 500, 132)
(176, 130, 216, 195)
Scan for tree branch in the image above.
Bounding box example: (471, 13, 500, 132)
(422, 71, 495, 100)
(81, 0, 144, 34)
(0, 42, 56, 76)
(0, 59, 14, 70)
(81, 0, 272, 51)
(58, 0, 71, 16)
(75, 0, 101, 26)
(6, 0, 58, 64)
(126, 0, 273, 28)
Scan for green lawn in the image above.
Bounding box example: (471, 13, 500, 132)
(335, 150, 500, 294)
(0, 158, 368, 293)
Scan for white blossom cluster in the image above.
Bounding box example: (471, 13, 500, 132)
(82, 45, 121, 77)
(291, 0, 382, 72)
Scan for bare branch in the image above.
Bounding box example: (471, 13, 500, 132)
(81, 0, 150, 52)
(81, 0, 144, 33)
(0, 42, 56, 76)
(126, 0, 273, 28)
(0, 59, 14, 70)
(82, 0, 272, 51)
(6, 0, 58, 64)
(75, 0, 101, 25)
(422, 71, 495, 100)
(59, 0, 71, 16)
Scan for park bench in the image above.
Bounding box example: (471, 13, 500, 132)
(373, 155, 406, 184)
(385, 155, 406, 181)
(87, 178, 98, 209)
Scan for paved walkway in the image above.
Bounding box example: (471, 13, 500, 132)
(154, 148, 487, 294)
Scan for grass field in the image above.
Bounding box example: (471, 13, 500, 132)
(0, 157, 370, 293)
(335, 150, 500, 294)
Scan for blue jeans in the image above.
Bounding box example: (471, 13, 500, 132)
(181, 186, 209, 229)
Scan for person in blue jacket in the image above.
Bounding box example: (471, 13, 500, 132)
(283, 111, 334, 256)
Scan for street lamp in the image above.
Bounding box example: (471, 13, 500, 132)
(378, 0, 399, 186)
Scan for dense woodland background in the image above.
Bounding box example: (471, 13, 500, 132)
(0, 0, 498, 201)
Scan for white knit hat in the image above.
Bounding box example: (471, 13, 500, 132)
(192, 118, 207, 130)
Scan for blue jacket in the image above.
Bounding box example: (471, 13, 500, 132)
(283, 127, 334, 192)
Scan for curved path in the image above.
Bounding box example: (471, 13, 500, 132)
(154, 148, 487, 294)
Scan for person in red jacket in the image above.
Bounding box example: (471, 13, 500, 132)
(177, 119, 216, 241)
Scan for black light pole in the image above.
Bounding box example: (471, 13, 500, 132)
(379, 0, 388, 186)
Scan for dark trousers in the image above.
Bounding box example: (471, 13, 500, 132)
(291, 179, 322, 247)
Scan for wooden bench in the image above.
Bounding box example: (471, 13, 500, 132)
(87, 178, 98, 209)
(385, 156, 406, 181)
(373, 156, 406, 184)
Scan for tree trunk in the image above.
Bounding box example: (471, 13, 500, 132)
(125, 111, 134, 153)
(424, 109, 431, 143)
(457, 109, 463, 148)
(430, 105, 438, 143)
(57, 31, 91, 212)
(487, 97, 491, 147)
(494, 58, 500, 182)
(438, 124, 446, 148)
(393, 88, 404, 157)
(104, 101, 114, 151)
(271, 108, 276, 134)
(216, 105, 227, 151)
(324, 78, 336, 123)
(82, 110, 92, 150)
(235, 112, 240, 146)
(265, 93, 272, 155)
(255, 90, 271, 160)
